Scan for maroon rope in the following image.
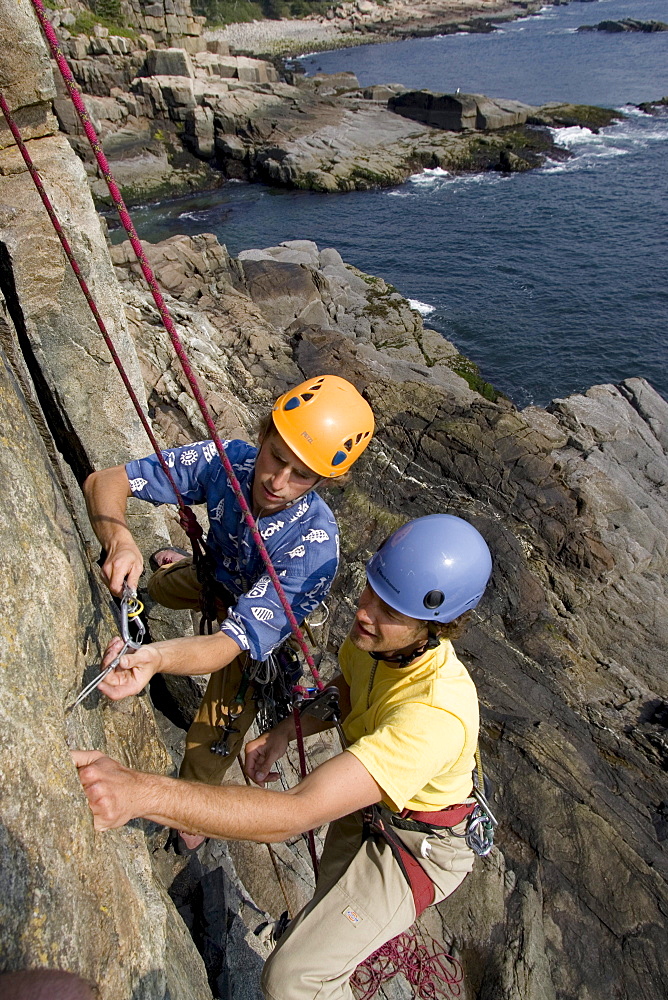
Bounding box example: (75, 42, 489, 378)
(351, 932, 464, 1000)
(0, 91, 188, 513)
(28, 0, 324, 694)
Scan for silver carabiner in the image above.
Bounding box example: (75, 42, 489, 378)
(120, 582, 145, 649)
(68, 583, 145, 711)
(465, 785, 499, 856)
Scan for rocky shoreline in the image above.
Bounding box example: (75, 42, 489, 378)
(44, 3, 622, 205)
(2, 2, 668, 999)
(205, 0, 545, 58)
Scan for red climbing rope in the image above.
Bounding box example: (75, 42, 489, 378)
(26, 0, 325, 696)
(0, 90, 188, 517)
(351, 932, 464, 1000)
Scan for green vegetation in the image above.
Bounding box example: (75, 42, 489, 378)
(530, 103, 622, 132)
(191, 0, 333, 25)
(447, 354, 502, 402)
(71, 6, 137, 37)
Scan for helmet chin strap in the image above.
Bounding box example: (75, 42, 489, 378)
(370, 629, 441, 668)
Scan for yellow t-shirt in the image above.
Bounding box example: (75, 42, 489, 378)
(340, 636, 479, 813)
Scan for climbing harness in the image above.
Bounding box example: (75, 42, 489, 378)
(209, 636, 316, 757)
(68, 583, 145, 710)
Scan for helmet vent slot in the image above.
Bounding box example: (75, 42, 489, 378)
(344, 438, 353, 452)
(301, 392, 314, 401)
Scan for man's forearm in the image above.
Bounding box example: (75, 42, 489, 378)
(150, 631, 244, 677)
(139, 773, 314, 842)
(84, 466, 134, 550)
(74, 746, 382, 836)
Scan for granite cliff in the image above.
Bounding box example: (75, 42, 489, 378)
(1, 2, 667, 999)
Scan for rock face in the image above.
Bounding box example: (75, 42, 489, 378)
(1, 3, 668, 999)
(106, 230, 668, 1000)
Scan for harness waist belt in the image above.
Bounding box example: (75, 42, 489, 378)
(399, 801, 476, 828)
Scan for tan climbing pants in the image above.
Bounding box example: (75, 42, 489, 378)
(147, 557, 255, 785)
(261, 810, 475, 1000)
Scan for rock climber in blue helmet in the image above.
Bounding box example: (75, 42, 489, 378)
(73, 514, 493, 1000)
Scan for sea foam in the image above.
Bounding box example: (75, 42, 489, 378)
(408, 299, 436, 316)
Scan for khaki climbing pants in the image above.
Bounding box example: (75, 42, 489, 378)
(147, 558, 256, 785)
(261, 810, 475, 1000)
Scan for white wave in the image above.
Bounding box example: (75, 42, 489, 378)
(548, 125, 595, 147)
(408, 299, 436, 316)
(178, 210, 209, 222)
(409, 166, 451, 185)
(541, 112, 668, 176)
(547, 114, 668, 173)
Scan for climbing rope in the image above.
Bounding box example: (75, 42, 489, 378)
(351, 931, 464, 1000)
(26, 0, 325, 700)
(4, 18, 480, 997)
(0, 91, 187, 517)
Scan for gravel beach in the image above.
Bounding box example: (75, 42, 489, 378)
(206, 0, 538, 56)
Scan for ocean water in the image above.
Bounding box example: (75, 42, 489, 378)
(114, 0, 668, 407)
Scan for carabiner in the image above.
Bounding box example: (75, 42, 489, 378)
(120, 582, 145, 649)
(68, 583, 145, 711)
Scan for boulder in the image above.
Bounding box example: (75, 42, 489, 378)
(302, 71, 361, 95)
(389, 90, 535, 130)
(363, 83, 407, 102)
(206, 38, 231, 55)
(146, 46, 194, 78)
(578, 18, 668, 32)
(235, 55, 280, 84)
(193, 50, 240, 78)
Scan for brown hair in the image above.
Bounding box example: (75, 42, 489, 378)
(428, 611, 472, 642)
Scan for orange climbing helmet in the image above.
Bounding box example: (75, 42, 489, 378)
(272, 375, 374, 478)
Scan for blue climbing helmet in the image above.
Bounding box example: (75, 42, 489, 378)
(366, 514, 492, 622)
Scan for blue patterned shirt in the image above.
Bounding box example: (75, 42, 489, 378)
(126, 439, 339, 660)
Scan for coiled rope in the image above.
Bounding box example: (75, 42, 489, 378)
(351, 932, 464, 1000)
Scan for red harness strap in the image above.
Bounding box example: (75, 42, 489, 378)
(364, 808, 434, 917)
(400, 801, 476, 828)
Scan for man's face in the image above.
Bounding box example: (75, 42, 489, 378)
(349, 584, 428, 658)
(252, 429, 320, 515)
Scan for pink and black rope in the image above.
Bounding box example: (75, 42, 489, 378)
(26, 0, 324, 694)
(0, 91, 188, 513)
